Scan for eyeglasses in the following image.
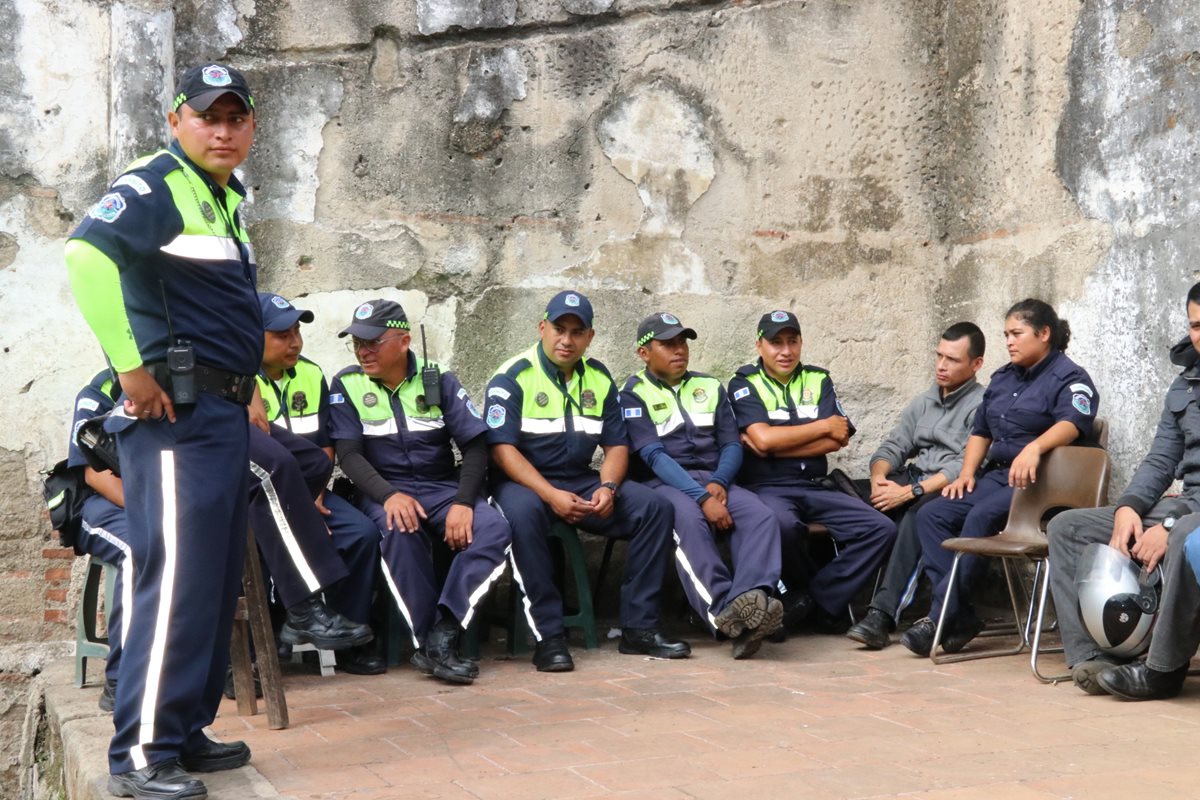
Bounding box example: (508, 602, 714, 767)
(347, 335, 402, 354)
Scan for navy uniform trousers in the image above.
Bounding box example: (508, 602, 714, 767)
(78, 496, 134, 687)
(752, 482, 897, 615)
(916, 467, 1013, 621)
(359, 481, 511, 646)
(109, 395, 247, 774)
(249, 426, 379, 622)
(494, 475, 673, 640)
(864, 482, 942, 619)
(646, 472, 781, 633)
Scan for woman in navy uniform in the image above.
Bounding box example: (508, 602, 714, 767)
(902, 298, 1099, 657)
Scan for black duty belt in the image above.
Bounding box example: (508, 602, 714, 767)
(146, 362, 256, 405)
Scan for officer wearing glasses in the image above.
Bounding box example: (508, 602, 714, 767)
(328, 300, 512, 685)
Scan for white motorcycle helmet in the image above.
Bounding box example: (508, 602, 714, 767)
(1074, 543, 1161, 658)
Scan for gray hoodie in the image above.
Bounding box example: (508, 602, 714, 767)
(869, 377, 986, 483)
(1116, 337, 1200, 515)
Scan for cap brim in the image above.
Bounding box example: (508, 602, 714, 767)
(645, 325, 698, 343)
(545, 310, 593, 327)
(338, 321, 389, 339)
(185, 88, 251, 113)
(264, 308, 314, 332)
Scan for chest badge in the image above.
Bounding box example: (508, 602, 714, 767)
(652, 402, 668, 411)
(416, 395, 429, 413)
(291, 391, 308, 413)
(801, 389, 814, 404)
(535, 392, 549, 407)
(581, 389, 597, 409)
(363, 392, 378, 408)
(201, 201, 216, 224)
(692, 387, 708, 404)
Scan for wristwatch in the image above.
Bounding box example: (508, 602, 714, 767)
(1163, 516, 1177, 532)
(600, 481, 620, 497)
(911, 483, 926, 498)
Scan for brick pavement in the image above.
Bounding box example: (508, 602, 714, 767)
(203, 632, 1200, 800)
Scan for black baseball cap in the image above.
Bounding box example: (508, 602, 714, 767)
(173, 64, 253, 113)
(258, 292, 314, 332)
(338, 299, 410, 339)
(758, 310, 802, 340)
(543, 290, 594, 328)
(636, 312, 697, 346)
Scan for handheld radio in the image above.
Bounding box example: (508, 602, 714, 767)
(420, 324, 441, 407)
(160, 281, 196, 404)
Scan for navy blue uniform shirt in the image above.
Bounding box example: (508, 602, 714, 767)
(485, 345, 626, 480)
(68, 141, 263, 375)
(68, 371, 118, 469)
(620, 372, 739, 471)
(327, 355, 486, 484)
(728, 360, 854, 486)
(974, 349, 1098, 466)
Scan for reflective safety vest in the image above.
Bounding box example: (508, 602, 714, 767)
(625, 370, 721, 437)
(338, 357, 445, 437)
(256, 357, 325, 436)
(738, 364, 827, 423)
(497, 345, 611, 439)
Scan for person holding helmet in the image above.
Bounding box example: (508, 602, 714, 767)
(904, 299, 1099, 657)
(1048, 283, 1200, 699)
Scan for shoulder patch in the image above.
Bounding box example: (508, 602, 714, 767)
(623, 407, 643, 419)
(1069, 383, 1094, 398)
(88, 192, 126, 223)
(329, 393, 345, 405)
(457, 387, 468, 400)
(488, 386, 512, 400)
(1072, 393, 1092, 416)
(465, 398, 482, 418)
(76, 397, 100, 413)
(112, 175, 151, 196)
(733, 387, 751, 400)
(486, 404, 506, 428)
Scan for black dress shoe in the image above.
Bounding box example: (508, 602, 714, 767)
(338, 645, 387, 676)
(99, 677, 117, 712)
(846, 608, 892, 650)
(942, 613, 985, 654)
(781, 589, 815, 630)
(812, 607, 852, 635)
(412, 620, 476, 684)
(1097, 662, 1189, 701)
(533, 635, 575, 672)
(222, 664, 263, 700)
(181, 737, 251, 773)
(279, 597, 373, 651)
(900, 617, 936, 656)
(108, 760, 206, 799)
(618, 628, 691, 659)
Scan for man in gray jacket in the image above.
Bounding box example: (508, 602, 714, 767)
(1048, 283, 1200, 699)
(846, 322, 986, 649)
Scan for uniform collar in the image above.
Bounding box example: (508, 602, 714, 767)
(366, 352, 418, 393)
(757, 358, 802, 389)
(1014, 349, 1061, 381)
(167, 139, 247, 199)
(641, 367, 692, 391)
(535, 342, 588, 383)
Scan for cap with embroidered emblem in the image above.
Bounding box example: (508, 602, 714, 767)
(543, 290, 594, 328)
(173, 63, 253, 114)
(636, 311, 697, 346)
(338, 299, 410, 339)
(258, 292, 314, 332)
(757, 310, 801, 340)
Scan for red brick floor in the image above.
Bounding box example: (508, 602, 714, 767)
(207, 634, 1200, 800)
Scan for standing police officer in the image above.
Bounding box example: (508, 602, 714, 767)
(620, 312, 783, 659)
(486, 291, 690, 672)
(66, 64, 260, 799)
(328, 300, 512, 685)
(729, 311, 897, 634)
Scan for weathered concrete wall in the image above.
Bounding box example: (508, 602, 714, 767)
(1, 3, 1197, 786)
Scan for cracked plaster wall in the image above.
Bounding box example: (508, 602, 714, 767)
(0, 0, 1192, 691)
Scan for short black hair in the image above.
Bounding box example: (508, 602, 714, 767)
(941, 322, 985, 359)
(1187, 282, 1200, 307)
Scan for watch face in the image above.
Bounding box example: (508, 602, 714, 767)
(1164, 516, 1177, 531)
(911, 484, 924, 497)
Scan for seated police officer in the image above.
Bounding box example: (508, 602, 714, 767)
(256, 292, 384, 674)
(1048, 283, 1200, 699)
(845, 322, 986, 649)
(328, 299, 512, 685)
(69, 371, 133, 713)
(729, 311, 897, 634)
(487, 291, 690, 671)
(620, 312, 783, 658)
